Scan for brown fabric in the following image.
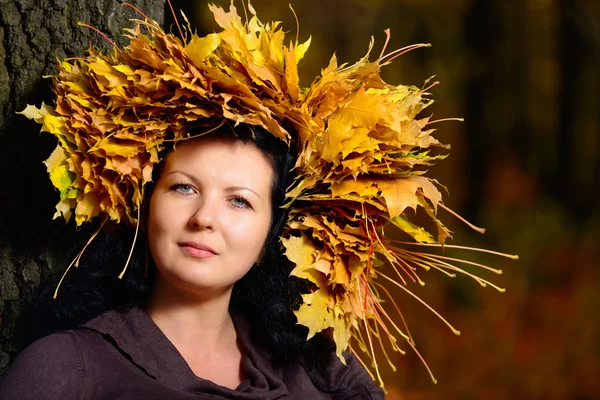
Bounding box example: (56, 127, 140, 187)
(0, 307, 384, 399)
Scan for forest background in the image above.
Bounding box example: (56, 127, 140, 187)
(0, 0, 598, 399)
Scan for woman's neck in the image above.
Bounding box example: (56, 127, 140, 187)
(146, 277, 245, 388)
(146, 276, 235, 351)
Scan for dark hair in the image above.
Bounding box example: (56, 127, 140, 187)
(21, 123, 335, 390)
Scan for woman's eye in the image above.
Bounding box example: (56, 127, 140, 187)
(231, 196, 251, 209)
(170, 183, 195, 195)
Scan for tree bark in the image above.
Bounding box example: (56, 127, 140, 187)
(0, 0, 165, 374)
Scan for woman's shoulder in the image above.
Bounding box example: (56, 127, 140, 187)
(279, 347, 384, 399)
(322, 351, 385, 399)
(0, 330, 97, 399)
(233, 312, 383, 399)
(0, 307, 136, 400)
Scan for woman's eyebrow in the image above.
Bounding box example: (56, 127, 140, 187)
(225, 186, 261, 199)
(165, 170, 196, 181)
(165, 171, 262, 199)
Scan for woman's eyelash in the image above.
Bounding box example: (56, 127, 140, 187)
(169, 182, 195, 194)
(231, 195, 252, 209)
(169, 183, 252, 209)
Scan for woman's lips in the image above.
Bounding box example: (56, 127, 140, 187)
(178, 241, 218, 259)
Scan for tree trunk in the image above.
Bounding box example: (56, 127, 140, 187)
(0, 0, 165, 374)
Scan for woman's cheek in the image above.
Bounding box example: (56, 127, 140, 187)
(227, 213, 268, 245)
(225, 214, 254, 236)
(161, 197, 194, 228)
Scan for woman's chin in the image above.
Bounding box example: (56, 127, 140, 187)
(156, 267, 239, 299)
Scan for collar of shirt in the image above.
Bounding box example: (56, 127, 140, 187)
(81, 306, 291, 399)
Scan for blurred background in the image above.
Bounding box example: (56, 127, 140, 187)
(167, 0, 600, 398)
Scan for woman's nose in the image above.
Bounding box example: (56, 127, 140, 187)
(188, 197, 215, 231)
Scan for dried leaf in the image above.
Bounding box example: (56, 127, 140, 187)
(391, 215, 436, 243)
(295, 286, 334, 339)
(185, 33, 222, 66)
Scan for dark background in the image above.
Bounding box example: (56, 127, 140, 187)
(2, 1, 599, 399)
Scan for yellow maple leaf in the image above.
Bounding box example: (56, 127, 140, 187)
(43, 145, 67, 173)
(294, 36, 311, 62)
(17, 102, 53, 124)
(330, 256, 350, 285)
(49, 165, 74, 195)
(332, 308, 352, 365)
(295, 286, 334, 340)
(331, 87, 388, 131)
(284, 46, 300, 100)
(90, 139, 142, 158)
(74, 192, 101, 225)
(328, 176, 442, 218)
(282, 234, 316, 271)
(185, 33, 221, 66)
(329, 179, 379, 198)
(53, 198, 76, 222)
(391, 215, 437, 243)
(376, 178, 426, 218)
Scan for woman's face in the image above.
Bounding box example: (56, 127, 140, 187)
(147, 136, 274, 297)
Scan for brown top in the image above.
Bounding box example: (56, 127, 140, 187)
(0, 307, 384, 399)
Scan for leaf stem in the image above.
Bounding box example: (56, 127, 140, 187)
(380, 43, 431, 64)
(349, 345, 376, 381)
(426, 117, 464, 125)
(371, 280, 413, 345)
(439, 203, 486, 234)
(241, 0, 249, 27)
(166, 0, 184, 40)
(362, 316, 384, 388)
(162, 121, 226, 142)
(53, 217, 107, 299)
(288, 4, 300, 45)
(378, 271, 461, 336)
(77, 22, 122, 54)
(119, 206, 140, 279)
(387, 240, 519, 259)
(377, 29, 391, 62)
(122, 3, 153, 24)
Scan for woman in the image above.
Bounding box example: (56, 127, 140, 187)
(0, 125, 382, 399)
(2, 1, 506, 398)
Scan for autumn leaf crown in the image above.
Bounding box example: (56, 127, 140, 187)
(21, 1, 515, 387)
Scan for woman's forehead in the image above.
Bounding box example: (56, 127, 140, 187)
(165, 136, 260, 164)
(162, 136, 274, 187)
